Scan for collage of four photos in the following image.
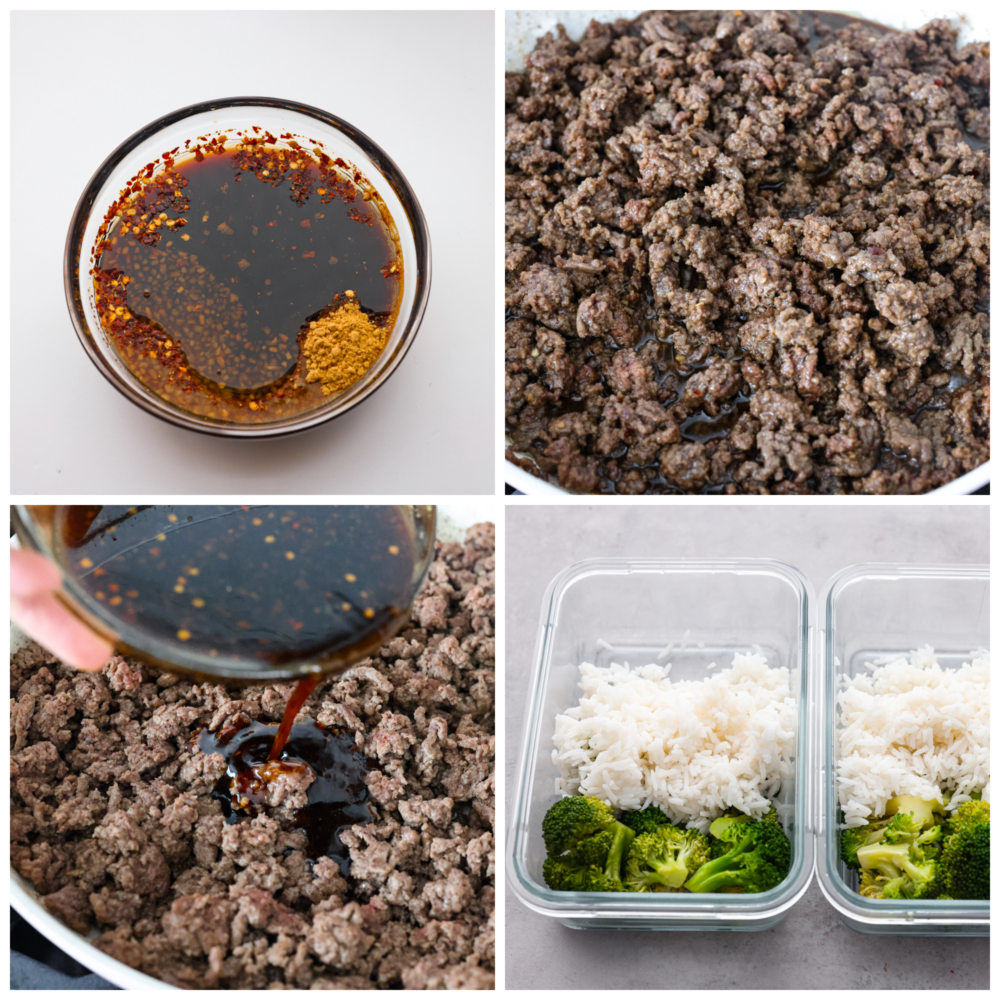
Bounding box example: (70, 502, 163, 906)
(9, 6, 991, 993)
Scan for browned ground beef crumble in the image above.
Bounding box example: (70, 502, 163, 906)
(11, 525, 495, 989)
(505, 11, 989, 494)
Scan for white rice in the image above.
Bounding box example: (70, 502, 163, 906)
(836, 647, 990, 828)
(551, 652, 797, 831)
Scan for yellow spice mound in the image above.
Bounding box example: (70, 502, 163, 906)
(303, 299, 387, 395)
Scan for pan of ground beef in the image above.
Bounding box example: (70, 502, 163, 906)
(10, 522, 495, 990)
(505, 9, 989, 494)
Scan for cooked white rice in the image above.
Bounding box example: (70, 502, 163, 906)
(551, 652, 797, 832)
(837, 647, 990, 828)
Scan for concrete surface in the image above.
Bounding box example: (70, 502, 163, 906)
(505, 505, 989, 990)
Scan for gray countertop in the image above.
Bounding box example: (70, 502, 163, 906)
(505, 505, 989, 989)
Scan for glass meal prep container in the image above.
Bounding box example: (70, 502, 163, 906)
(508, 558, 816, 931)
(816, 564, 990, 936)
(508, 558, 990, 934)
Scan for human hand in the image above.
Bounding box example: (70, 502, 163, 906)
(10, 548, 114, 671)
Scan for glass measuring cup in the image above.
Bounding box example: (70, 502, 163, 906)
(12, 504, 435, 683)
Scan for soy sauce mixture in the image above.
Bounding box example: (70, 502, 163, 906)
(55, 505, 415, 671)
(199, 719, 375, 873)
(93, 142, 401, 422)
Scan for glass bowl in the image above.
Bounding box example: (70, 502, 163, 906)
(11, 503, 436, 684)
(65, 96, 431, 438)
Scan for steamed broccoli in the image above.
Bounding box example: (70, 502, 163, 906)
(855, 839, 941, 899)
(541, 796, 635, 891)
(882, 852, 941, 900)
(947, 799, 990, 837)
(624, 827, 710, 892)
(855, 839, 910, 879)
(882, 811, 923, 844)
(840, 821, 889, 870)
(620, 805, 672, 836)
(859, 868, 892, 899)
(685, 813, 792, 894)
(939, 812, 989, 900)
(543, 856, 623, 892)
(885, 795, 941, 830)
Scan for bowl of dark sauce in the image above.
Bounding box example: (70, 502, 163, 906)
(12, 504, 436, 683)
(65, 98, 431, 437)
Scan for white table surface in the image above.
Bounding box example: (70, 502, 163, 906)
(11, 10, 493, 495)
(505, 504, 989, 989)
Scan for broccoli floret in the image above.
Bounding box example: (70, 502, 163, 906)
(855, 840, 941, 898)
(883, 853, 940, 900)
(542, 857, 623, 892)
(885, 795, 940, 830)
(624, 827, 710, 892)
(840, 827, 870, 870)
(882, 811, 923, 844)
(685, 814, 792, 894)
(940, 822, 989, 900)
(840, 822, 888, 870)
(859, 868, 892, 899)
(620, 805, 672, 836)
(541, 796, 635, 892)
(542, 796, 616, 855)
(855, 839, 910, 879)
(947, 799, 990, 837)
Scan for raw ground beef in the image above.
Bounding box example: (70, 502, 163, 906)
(505, 10, 989, 494)
(10, 524, 495, 990)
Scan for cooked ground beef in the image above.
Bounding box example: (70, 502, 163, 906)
(10, 525, 495, 990)
(505, 11, 989, 494)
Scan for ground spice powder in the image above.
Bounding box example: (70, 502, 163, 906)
(303, 297, 387, 395)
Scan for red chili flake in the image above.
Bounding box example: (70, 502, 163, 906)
(302, 251, 315, 258)
(300, 219, 311, 228)
(290, 621, 304, 630)
(934, 78, 944, 87)
(869, 247, 885, 255)
(267, 220, 277, 227)
(293, 522, 300, 529)
(149, 547, 160, 557)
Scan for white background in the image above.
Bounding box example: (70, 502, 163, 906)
(11, 10, 494, 495)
